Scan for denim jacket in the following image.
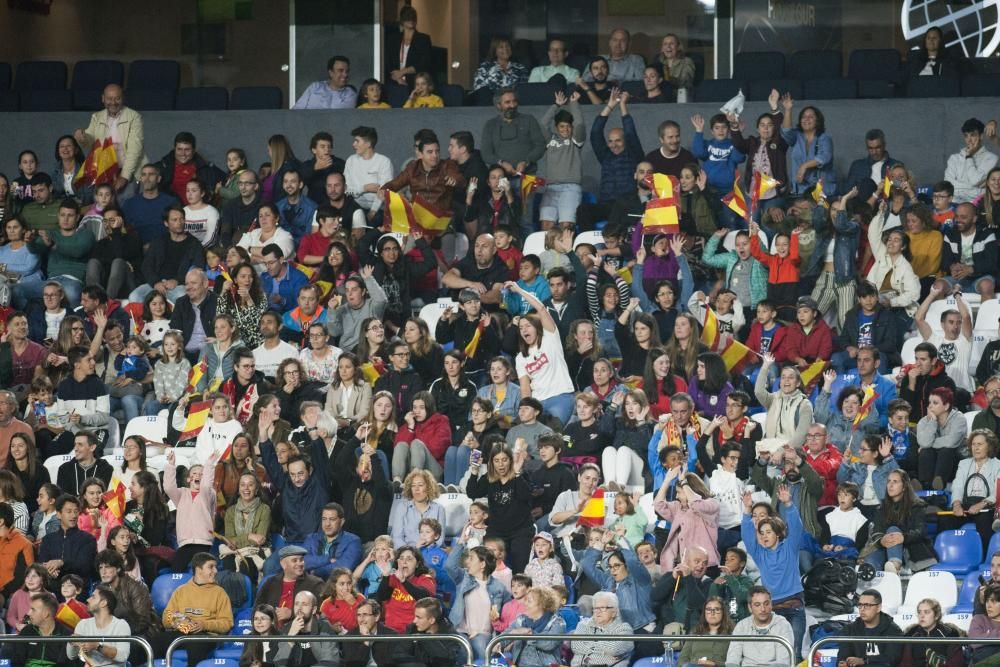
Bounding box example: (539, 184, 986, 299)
(579, 546, 655, 630)
(803, 207, 860, 283)
(445, 543, 512, 628)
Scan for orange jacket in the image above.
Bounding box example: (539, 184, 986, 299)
(750, 232, 801, 284)
(0, 528, 34, 597)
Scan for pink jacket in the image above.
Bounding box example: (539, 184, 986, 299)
(494, 597, 525, 632)
(77, 506, 121, 552)
(164, 458, 217, 547)
(653, 497, 721, 571)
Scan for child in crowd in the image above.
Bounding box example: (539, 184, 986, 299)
(931, 180, 956, 230)
(444, 539, 511, 661)
(111, 336, 152, 404)
(357, 78, 390, 109)
(353, 535, 395, 596)
(204, 246, 225, 285)
(608, 491, 650, 547)
(822, 482, 868, 557)
(12, 149, 38, 206)
(595, 222, 633, 275)
(524, 531, 564, 588)
(403, 72, 444, 109)
(887, 399, 918, 477)
(688, 288, 745, 338)
(552, 583, 580, 632)
(147, 330, 191, 417)
(539, 226, 572, 275)
(460, 501, 490, 548)
(5, 564, 50, 631)
(56, 575, 91, 630)
(484, 537, 512, 592)
(748, 221, 801, 321)
(636, 541, 663, 584)
(494, 573, 531, 632)
(691, 113, 745, 226)
(24, 376, 71, 458)
(744, 300, 785, 384)
(494, 225, 523, 281)
(539, 91, 586, 231)
(708, 547, 753, 623)
(503, 254, 551, 315)
(505, 404, 555, 470)
(79, 183, 116, 240)
(418, 518, 452, 604)
(30, 483, 61, 544)
(139, 291, 173, 350)
(77, 477, 120, 550)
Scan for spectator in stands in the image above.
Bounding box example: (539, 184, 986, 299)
(837, 434, 898, 519)
(66, 585, 132, 666)
(442, 233, 509, 310)
(95, 549, 155, 638)
(219, 470, 270, 576)
(219, 168, 259, 247)
(121, 164, 177, 246)
(5, 433, 48, 516)
(240, 207, 295, 273)
(25, 198, 93, 308)
(655, 34, 695, 95)
(157, 132, 224, 202)
(258, 545, 324, 628)
(636, 66, 670, 103)
(181, 178, 219, 248)
(3, 592, 71, 665)
(275, 169, 317, 247)
(978, 165, 1000, 226)
(444, 539, 510, 660)
(753, 354, 813, 449)
(799, 424, 841, 508)
(462, 164, 519, 240)
(169, 268, 217, 362)
(122, 470, 170, 582)
(779, 93, 836, 197)
(580, 534, 656, 635)
(0, 500, 33, 605)
(385, 5, 431, 88)
(294, 55, 357, 109)
(586, 28, 645, 82)
(864, 469, 937, 573)
(327, 267, 387, 353)
(50, 135, 88, 203)
(466, 443, 535, 574)
(698, 391, 760, 481)
(597, 389, 651, 492)
(943, 429, 1000, 555)
(946, 117, 998, 202)
(342, 599, 402, 667)
(0, 312, 45, 399)
(942, 202, 997, 301)
(570, 591, 635, 666)
(130, 204, 205, 304)
(38, 493, 96, 588)
(73, 84, 147, 196)
(835, 282, 902, 374)
(301, 502, 361, 580)
(836, 589, 904, 667)
(971, 582, 1000, 665)
(164, 449, 217, 571)
(843, 129, 900, 206)
(55, 427, 111, 492)
(344, 125, 393, 222)
(216, 263, 266, 349)
(975, 375, 1000, 433)
(18, 173, 57, 232)
(916, 386, 968, 489)
(391, 467, 445, 549)
(300, 132, 345, 207)
(0, 217, 44, 307)
(578, 92, 644, 231)
(250, 312, 297, 382)
(373, 545, 436, 634)
(577, 57, 615, 105)
(402, 72, 444, 108)
(644, 120, 696, 179)
(907, 26, 962, 78)
(651, 545, 712, 632)
(370, 233, 437, 332)
(815, 375, 881, 456)
(162, 552, 233, 665)
(504, 586, 567, 667)
(86, 205, 142, 299)
(900, 342, 958, 419)
(530, 38, 581, 84)
(473, 36, 529, 92)
(916, 287, 975, 394)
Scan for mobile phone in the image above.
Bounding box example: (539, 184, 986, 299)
(470, 449, 483, 467)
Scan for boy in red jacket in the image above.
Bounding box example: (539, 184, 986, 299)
(749, 219, 801, 322)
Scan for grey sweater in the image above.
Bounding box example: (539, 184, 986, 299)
(916, 409, 968, 453)
(540, 101, 586, 185)
(326, 274, 387, 351)
(481, 113, 546, 170)
(725, 613, 795, 666)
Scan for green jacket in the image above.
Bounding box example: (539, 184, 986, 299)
(751, 459, 824, 538)
(708, 572, 755, 623)
(701, 234, 769, 307)
(31, 227, 95, 280)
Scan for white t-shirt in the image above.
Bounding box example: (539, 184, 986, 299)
(825, 506, 868, 541)
(515, 329, 574, 401)
(45, 308, 66, 341)
(68, 616, 131, 666)
(237, 226, 295, 272)
(928, 333, 974, 392)
(183, 204, 220, 247)
(253, 340, 300, 380)
(344, 152, 394, 211)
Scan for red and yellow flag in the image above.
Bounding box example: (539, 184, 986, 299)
(853, 385, 880, 430)
(185, 359, 208, 394)
(719, 337, 756, 373)
(811, 179, 829, 209)
(800, 360, 829, 393)
(102, 477, 127, 520)
(700, 306, 720, 351)
(179, 399, 212, 440)
(55, 598, 91, 630)
(722, 171, 748, 220)
(361, 359, 387, 385)
(520, 174, 545, 213)
(290, 261, 318, 281)
(578, 488, 606, 527)
(384, 189, 416, 234)
(464, 318, 486, 358)
(412, 195, 452, 237)
(641, 173, 681, 235)
(755, 172, 780, 200)
(879, 173, 892, 201)
(74, 137, 120, 188)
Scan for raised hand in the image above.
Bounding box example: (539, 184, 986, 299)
(668, 234, 685, 257)
(879, 435, 893, 459)
(760, 352, 775, 367)
(822, 368, 837, 389)
(554, 90, 568, 106)
(360, 265, 375, 280)
(696, 170, 708, 192)
(635, 245, 647, 264)
(768, 88, 780, 110)
(691, 113, 705, 132)
(781, 92, 794, 112)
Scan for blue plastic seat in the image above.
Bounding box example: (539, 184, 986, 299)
(128, 60, 181, 92)
(804, 78, 857, 99)
(931, 529, 983, 575)
(151, 571, 193, 615)
(906, 77, 960, 98)
(983, 532, 1000, 566)
(694, 79, 746, 103)
(848, 49, 901, 98)
(788, 50, 842, 80)
(176, 86, 229, 110)
(0, 62, 12, 89)
(214, 610, 253, 659)
(15, 61, 67, 91)
(384, 81, 410, 108)
(230, 86, 282, 109)
(954, 566, 992, 613)
(747, 78, 802, 101)
(439, 83, 465, 107)
(963, 73, 1000, 97)
(733, 51, 785, 81)
(19, 89, 72, 111)
(72, 59, 125, 110)
(126, 88, 176, 110)
(514, 81, 562, 106)
(234, 573, 254, 615)
(196, 660, 235, 667)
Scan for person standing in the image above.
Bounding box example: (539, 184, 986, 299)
(73, 84, 148, 198)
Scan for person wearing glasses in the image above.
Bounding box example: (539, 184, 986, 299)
(569, 591, 634, 667)
(836, 589, 903, 667)
(708, 442, 747, 552)
(725, 586, 794, 667)
(374, 341, 424, 422)
(676, 595, 733, 667)
(973, 375, 1000, 435)
(578, 532, 656, 639)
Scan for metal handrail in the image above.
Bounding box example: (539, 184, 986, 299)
(166, 631, 475, 667)
(808, 635, 1000, 665)
(485, 631, 796, 665)
(0, 634, 155, 666)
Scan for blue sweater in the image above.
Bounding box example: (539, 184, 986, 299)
(260, 264, 310, 314)
(302, 529, 363, 579)
(260, 436, 330, 542)
(590, 114, 645, 203)
(276, 195, 318, 245)
(740, 504, 804, 602)
(691, 134, 745, 191)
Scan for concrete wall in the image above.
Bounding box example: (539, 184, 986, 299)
(1, 97, 996, 194)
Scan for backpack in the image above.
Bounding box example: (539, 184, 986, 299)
(802, 558, 857, 614)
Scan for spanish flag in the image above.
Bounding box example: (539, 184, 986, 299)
(700, 306, 720, 351)
(464, 318, 486, 358)
(879, 173, 892, 201)
(74, 137, 120, 188)
(641, 173, 681, 235)
(800, 360, 829, 393)
(719, 337, 756, 373)
(722, 171, 748, 220)
(578, 488, 606, 528)
(290, 261, 318, 281)
(315, 280, 335, 302)
(102, 477, 127, 520)
(384, 189, 416, 234)
(55, 598, 91, 630)
(853, 385, 880, 430)
(361, 359, 387, 385)
(179, 399, 213, 440)
(755, 172, 780, 200)
(520, 174, 545, 213)
(185, 359, 208, 394)
(412, 195, 452, 237)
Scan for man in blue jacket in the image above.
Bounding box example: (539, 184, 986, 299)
(259, 243, 309, 314)
(38, 494, 97, 589)
(302, 503, 362, 579)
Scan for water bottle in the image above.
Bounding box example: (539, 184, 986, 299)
(665, 642, 676, 667)
(676, 87, 688, 104)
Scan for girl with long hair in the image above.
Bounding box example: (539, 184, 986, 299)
(601, 389, 656, 493)
(221, 471, 271, 579)
(143, 329, 191, 415)
(316, 240, 356, 292)
(586, 264, 631, 360)
(214, 432, 270, 509)
(780, 93, 836, 197)
(183, 178, 220, 247)
(77, 477, 120, 550)
(477, 357, 521, 425)
(444, 397, 503, 487)
(118, 435, 147, 496)
(3, 432, 48, 515)
(615, 306, 663, 382)
(564, 319, 602, 392)
(978, 167, 1000, 228)
(240, 604, 279, 667)
(244, 394, 291, 458)
(0, 469, 30, 532)
(688, 352, 733, 419)
(862, 469, 937, 573)
(138, 289, 173, 351)
(319, 567, 366, 632)
(642, 346, 689, 418)
(325, 352, 373, 432)
(5, 564, 50, 631)
(356, 316, 390, 366)
(665, 312, 708, 382)
(218, 148, 248, 204)
(677, 596, 734, 666)
(263, 134, 299, 203)
(193, 314, 242, 393)
(217, 262, 267, 348)
(429, 350, 478, 444)
(466, 443, 535, 574)
(393, 391, 451, 483)
(402, 316, 444, 382)
(654, 471, 720, 570)
(107, 524, 142, 582)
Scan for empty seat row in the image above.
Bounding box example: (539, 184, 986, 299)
(0, 85, 283, 111)
(693, 72, 1000, 102)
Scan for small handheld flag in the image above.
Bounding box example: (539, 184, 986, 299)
(384, 189, 416, 234)
(722, 171, 748, 220)
(74, 137, 120, 189)
(55, 598, 91, 630)
(577, 488, 606, 528)
(520, 174, 545, 214)
(800, 360, 829, 393)
(641, 173, 681, 235)
(102, 478, 127, 520)
(179, 399, 213, 440)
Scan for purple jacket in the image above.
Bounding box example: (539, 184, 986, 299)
(687, 376, 733, 419)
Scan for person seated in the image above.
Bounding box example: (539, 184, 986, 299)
(38, 494, 98, 591)
(403, 72, 445, 108)
(916, 387, 968, 490)
(529, 38, 581, 83)
(651, 545, 713, 632)
(293, 55, 358, 109)
(576, 57, 617, 105)
(94, 548, 157, 638)
(257, 545, 324, 630)
(302, 502, 362, 580)
(945, 117, 998, 203)
(161, 553, 233, 665)
(725, 586, 794, 667)
(589, 28, 646, 82)
(1, 591, 72, 666)
(472, 36, 529, 92)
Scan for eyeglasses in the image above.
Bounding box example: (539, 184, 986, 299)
(368, 324, 384, 332)
(705, 607, 724, 613)
(393, 352, 410, 358)
(857, 602, 880, 609)
(987, 388, 1000, 397)
(592, 606, 614, 612)
(806, 433, 825, 439)
(238, 364, 256, 370)
(725, 455, 740, 461)
(608, 562, 625, 570)
(284, 369, 300, 376)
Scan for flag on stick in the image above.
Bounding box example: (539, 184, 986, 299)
(719, 337, 756, 373)
(800, 360, 829, 393)
(185, 359, 208, 394)
(701, 306, 720, 350)
(520, 174, 545, 213)
(55, 598, 91, 630)
(412, 195, 452, 237)
(853, 385, 880, 430)
(74, 137, 120, 188)
(102, 477, 127, 520)
(722, 171, 749, 220)
(384, 189, 416, 234)
(179, 399, 213, 440)
(577, 488, 606, 527)
(640, 173, 681, 235)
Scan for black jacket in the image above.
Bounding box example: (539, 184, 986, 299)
(838, 304, 903, 367)
(942, 223, 999, 280)
(157, 151, 226, 196)
(38, 526, 98, 587)
(276, 380, 326, 429)
(169, 291, 218, 347)
(453, 150, 489, 218)
(652, 572, 712, 629)
(220, 194, 261, 245)
(2, 623, 72, 666)
(301, 157, 346, 206)
(435, 315, 501, 376)
(871, 498, 937, 567)
(372, 238, 437, 328)
(56, 458, 114, 496)
(899, 360, 957, 418)
(374, 368, 424, 423)
(383, 28, 433, 85)
(397, 619, 463, 667)
(335, 438, 394, 544)
(836, 612, 903, 667)
(342, 624, 404, 667)
(142, 233, 206, 285)
(93, 228, 144, 283)
(429, 377, 478, 443)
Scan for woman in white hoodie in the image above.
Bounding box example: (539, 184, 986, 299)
(192, 394, 244, 464)
(867, 204, 921, 329)
(709, 440, 746, 551)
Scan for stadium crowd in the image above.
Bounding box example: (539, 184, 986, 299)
(3, 22, 1000, 667)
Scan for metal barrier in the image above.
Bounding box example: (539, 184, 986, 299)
(807, 635, 1000, 666)
(485, 632, 796, 666)
(0, 634, 155, 666)
(166, 632, 475, 667)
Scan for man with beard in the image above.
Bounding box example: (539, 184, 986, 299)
(273, 590, 339, 666)
(915, 285, 974, 394)
(898, 342, 957, 418)
(219, 169, 260, 246)
(751, 443, 824, 543)
(382, 131, 464, 210)
(942, 202, 998, 301)
(651, 545, 712, 631)
(973, 375, 1000, 434)
(67, 586, 132, 667)
(644, 120, 696, 179)
(611, 161, 654, 247)
(480, 87, 546, 236)
(576, 57, 616, 105)
(251, 311, 298, 382)
(442, 233, 509, 311)
(342, 600, 403, 667)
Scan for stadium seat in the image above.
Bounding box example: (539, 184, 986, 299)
(439, 83, 465, 108)
(43, 454, 74, 485)
(154, 655, 187, 667)
(733, 52, 785, 81)
(900, 336, 920, 365)
(964, 411, 979, 433)
(633, 657, 672, 667)
(0, 62, 10, 89)
(214, 609, 253, 659)
(522, 231, 547, 256)
(195, 660, 237, 667)
(151, 571, 193, 615)
(18, 89, 73, 111)
(234, 574, 254, 614)
(417, 300, 457, 336)
(436, 492, 472, 538)
(848, 49, 901, 98)
(803, 78, 857, 100)
(176, 87, 229, 110)
(126, 88, 176, 110)
(963, 73, 1000, 97)
(127, 59, 181, 92)
(747, 79, 802, 101)
(0, 91, 17, 111)
(124, 415, 169, 445)
(71, 59, 125, 110)
(892, 611, 917, 629)
(943, 612, 974, 633)
(15, 61, 68, 91)
(573, 230, 604, 250)
(690, 52, 706, 87)
(856, 570, 902, 614)
(975, 299, 1000, 331)
(694, 79, 746, 103)
(906, 76, 960, 98)
(515, 81, 562, 106)
(925, 297, 962, 332)
(901, 570, 958, 613)
(102, 453, 125, 471)
(788, 50, 842, 80)
(830, 613, 858, 622)
(751, 412, 767, 428)
(954, 566, 991, 613)
(384, 81, 410, 108)
(815, 648, 839, 667)
(230, 86, 283, 110)
(984, 534, 1000, 566)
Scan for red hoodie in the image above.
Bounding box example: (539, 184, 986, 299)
(395, 412, 452, 465)
(745, 321, 789, 358)
(777, 319, 834, 365)
(805, 442, 844, 505)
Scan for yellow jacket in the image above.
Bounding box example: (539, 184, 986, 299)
(403, 94, 444, 108)
(162, 579, 234, 634)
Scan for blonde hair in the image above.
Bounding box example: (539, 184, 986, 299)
(161, 330, 186, 364)
(402, 469, 440, 501)
(526, 586, 559, 613)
